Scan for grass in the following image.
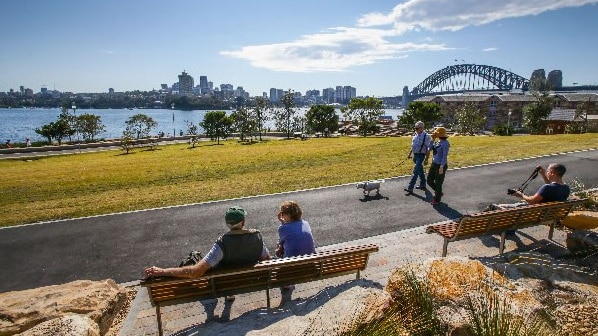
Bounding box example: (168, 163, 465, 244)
(1, 133, 597, 227)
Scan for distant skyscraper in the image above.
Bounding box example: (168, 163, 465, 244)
(178, 70, 194, 94)
(322, 88, 335, 104)
(199, 76, 208, 88)
(547, 70, 563, 89)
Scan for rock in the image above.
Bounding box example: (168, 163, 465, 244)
(16, 315, 100, 336)
(562, 211, 598, 230)
(566, 230, 598, 253)
(0, 279, 125, 335)
(384, 255, 598, 335)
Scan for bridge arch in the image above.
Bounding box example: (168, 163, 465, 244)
(411, 64, 529, 95)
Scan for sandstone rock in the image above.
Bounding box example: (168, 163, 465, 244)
(16, 315, 99, 336)
(0, 279, 125, 336)
(562, 211, 598, 230)
(566, 230, 598, 253)
(384, 255, 597, 335)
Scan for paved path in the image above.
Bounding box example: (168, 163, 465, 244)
(0, 149, 596, 293)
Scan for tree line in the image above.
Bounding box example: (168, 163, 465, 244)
(32, 86, 584, 150)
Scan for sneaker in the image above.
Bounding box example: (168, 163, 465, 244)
(225, 295, 236, 302)
(415, 186, 427, 190)
(430, 198, 440, 205)
(403, 188, 413, 194)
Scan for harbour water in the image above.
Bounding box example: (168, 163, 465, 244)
(0, 107, 403, 143)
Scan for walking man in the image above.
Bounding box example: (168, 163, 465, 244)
(404, 121, 432, 194)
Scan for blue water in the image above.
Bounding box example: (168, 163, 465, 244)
(0, 107, 403, 143)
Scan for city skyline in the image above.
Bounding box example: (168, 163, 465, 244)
(1, 0, 598, 97)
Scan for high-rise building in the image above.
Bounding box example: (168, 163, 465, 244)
(178, 71, 194, 94)
(199, 76, 210, 94)
(322, 88, 335, 104)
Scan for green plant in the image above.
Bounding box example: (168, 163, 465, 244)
(339, 269, 445, 336)
(568, 178, 598, 211)
(466, 287, 556, 336)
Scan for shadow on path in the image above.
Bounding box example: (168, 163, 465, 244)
(170, 279, 383, 336)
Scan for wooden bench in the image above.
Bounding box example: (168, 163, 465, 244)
(141, 244, 378, 335)
(425, 199, 585, 257)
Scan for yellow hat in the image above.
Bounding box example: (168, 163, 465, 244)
(432, 127, 447, 138)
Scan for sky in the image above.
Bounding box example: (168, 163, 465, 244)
(1, 0, 598, 97)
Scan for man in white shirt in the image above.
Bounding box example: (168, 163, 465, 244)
(404, 121, 432, 194)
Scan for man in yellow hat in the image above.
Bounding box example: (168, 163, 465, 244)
(427, 127, 450, 205)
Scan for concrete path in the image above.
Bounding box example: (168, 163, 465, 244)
(0, 149, 596, 294)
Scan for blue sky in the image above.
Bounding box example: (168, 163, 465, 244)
(1, 0, 597, 97)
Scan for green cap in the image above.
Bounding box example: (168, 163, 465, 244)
(225, 206, 246, 224)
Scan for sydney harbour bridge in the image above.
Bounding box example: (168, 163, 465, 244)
(400, 64, 531, 106)
(397, 63, 597, 106)
(412, 64, 529, 94)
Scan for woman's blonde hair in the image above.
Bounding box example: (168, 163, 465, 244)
(280, 201, 302, 221)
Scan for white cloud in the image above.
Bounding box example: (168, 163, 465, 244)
(358, 0, 598, 33)
(222, 0, 598, 72)
(221, 27, 448, 72)
(102, 50, 115, 55)
(483, 47, 498, 52)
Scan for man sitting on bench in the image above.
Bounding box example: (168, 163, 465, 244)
(144, 206, 271, 300)
(489, 163, 570, 210)
(487, 163, 570, 235)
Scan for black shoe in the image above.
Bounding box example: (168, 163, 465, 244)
(415, 186, 427, 190)
(404, 188, 413, 194)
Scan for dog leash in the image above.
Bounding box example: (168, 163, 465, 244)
(396, 157, 409, 167)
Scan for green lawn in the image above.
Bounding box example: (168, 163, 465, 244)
(1, 133, 596, 227)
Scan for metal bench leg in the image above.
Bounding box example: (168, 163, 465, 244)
(356, 269, 361, 279)
(266, 288, 270, 308)
(548, 220, 556, 240)
(156, 304, 163, 336)
(442, 239, 448, 257)
(499, 232, 506, 255)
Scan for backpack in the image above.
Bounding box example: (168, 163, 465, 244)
(178, 251, 203, 267)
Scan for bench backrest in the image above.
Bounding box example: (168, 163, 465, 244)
(454, 200, 582, 239)
(143, 244, 379, 305)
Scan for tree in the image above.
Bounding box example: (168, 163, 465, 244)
(453, 103, 486, 135)
(252, 96, 271, 141)
(121, 126, 134, 154)
(231, 106, 257, 142)
(186, 121, 200, 148)
(77, 113, 105, 142)
(125, 114, 157, 139)
(57, 107, 77, 142)
(200, 111, 233, 144)
(35, 119, 72, 145)
(341, 97, 384, 137)
(305, 105, 339, 135)
(398, 101, 443, 130)
(565, 99, 590, 134)
(272, 90, 297, 139)
(523, 92, 553, 134)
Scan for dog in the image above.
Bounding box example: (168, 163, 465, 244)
(356, 180, 384, 196)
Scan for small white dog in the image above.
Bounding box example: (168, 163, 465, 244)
(356, 180, 384, 196)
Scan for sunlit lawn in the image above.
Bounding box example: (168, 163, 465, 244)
(1, 133, 596, 227)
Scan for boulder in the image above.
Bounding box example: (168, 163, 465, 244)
(385, 255, 597, 335)
(562, 211, 598, 230)
(0, 279, 125, 336)
(566, 230, 598, 253)
(17, 315, 99, 336)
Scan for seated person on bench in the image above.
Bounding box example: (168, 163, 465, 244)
(487, 163, 571, 210)
(144, 206, 271, 283)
